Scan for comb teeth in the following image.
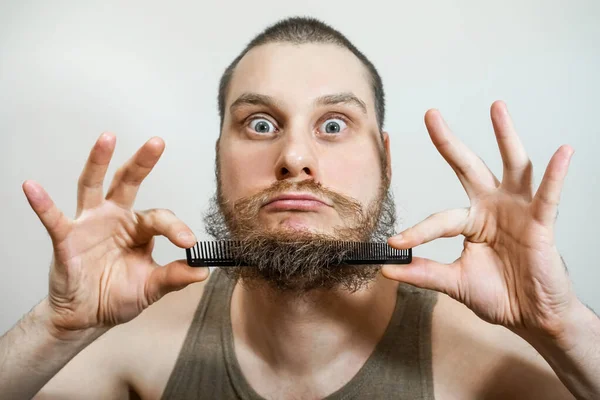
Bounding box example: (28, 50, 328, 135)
(185, 240, 247, 267)
(335, 240, 411, 264)
(185, 240, 411, 267)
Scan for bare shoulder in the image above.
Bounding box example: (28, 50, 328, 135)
(37, 277, 209, 400)
(116, 277, 209, 398)
(431, 293, 575, 400)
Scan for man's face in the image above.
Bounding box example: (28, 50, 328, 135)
(219, 43, 389, 232)
(205, 42, 396, 293)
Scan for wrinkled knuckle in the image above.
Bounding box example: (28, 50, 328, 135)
(78, 176, 101, 190)
(77, 175, 90, 189)
(456, 160, 473, 176)
(136, 208, 159, 224)
(150, 208, 169, 222)
(119, 169, 143, 186)
(526, 159, 533, 168)
(163, 208, 176, 216)
(148, 208, 170, 216)
(152, 208, 177, 225)
(518, 159, 533, 174)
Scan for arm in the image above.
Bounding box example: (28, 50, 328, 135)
(521, 300, 600, 400)
(0, 299, 128, 400)
(0, 299, 102, 399)
(433, 293, 576, 400)
(0, 299, 122, 399)
(470, 301, 599, 399)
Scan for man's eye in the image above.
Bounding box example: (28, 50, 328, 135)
(319, 118, 347, 134)
(248, 118, 276, 134)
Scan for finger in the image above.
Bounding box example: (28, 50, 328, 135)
(490, 101, 533, 199)
(134, 208, 197, 248)
(105, 137, 165, 209)
(23, 180, 72, 244)
(388, 208, 469, 249)
(425, 109, 499, 198)
(76, 132, 117, 216)
(145, 260, 209, 304)
(381, 257, 463, 300)
(532, 145, 574, 225)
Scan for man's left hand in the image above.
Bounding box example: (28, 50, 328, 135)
(383, 100, 579, 342)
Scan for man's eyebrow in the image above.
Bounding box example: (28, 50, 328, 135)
(229, 92, 368, 115)
(316, 93, 367, 115)
(229, 93, 280, 113)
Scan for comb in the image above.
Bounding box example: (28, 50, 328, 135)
(185, 240, 412, 267)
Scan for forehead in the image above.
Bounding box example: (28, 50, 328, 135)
(226, 42, 374, 112)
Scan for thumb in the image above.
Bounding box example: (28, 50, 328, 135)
(381, 257, 463, 300)
(145, 260, 210, 304)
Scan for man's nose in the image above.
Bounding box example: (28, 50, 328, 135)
(274, 130, 320, 181)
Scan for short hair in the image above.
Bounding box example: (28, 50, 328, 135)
(217, 16, 385, 132)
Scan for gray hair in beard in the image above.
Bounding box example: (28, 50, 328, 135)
(203, 151, 398, 295)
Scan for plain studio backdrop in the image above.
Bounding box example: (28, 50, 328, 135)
(0, 1, 599, 334)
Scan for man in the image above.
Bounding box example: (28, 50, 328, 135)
(1, 16, 598, 399)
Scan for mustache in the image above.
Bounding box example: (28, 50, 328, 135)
(231, 179, 364, 221)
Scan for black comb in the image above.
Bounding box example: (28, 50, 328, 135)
(185, 240, 412, 267)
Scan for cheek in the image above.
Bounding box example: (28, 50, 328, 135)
(219, 143, 276, 200)
(321, 143, 383, 205)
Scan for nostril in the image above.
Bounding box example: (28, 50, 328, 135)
(277, 166, 312, 179)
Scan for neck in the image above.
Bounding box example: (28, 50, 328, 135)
(231, 272, 399, 384)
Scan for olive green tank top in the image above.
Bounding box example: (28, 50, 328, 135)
(162, 268, 438, 399)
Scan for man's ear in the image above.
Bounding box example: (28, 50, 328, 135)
(382, 131, 392, 182)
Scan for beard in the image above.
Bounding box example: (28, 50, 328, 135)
(203, 161, 397, 295)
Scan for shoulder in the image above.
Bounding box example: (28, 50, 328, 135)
(430, 293, 574, 399)
(34, 275, 212, 400)
(105, 275, 211, 398)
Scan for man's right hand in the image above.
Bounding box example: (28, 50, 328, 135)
(22, 133, 209, 339)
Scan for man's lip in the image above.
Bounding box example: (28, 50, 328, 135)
(264, 193, 332, 207)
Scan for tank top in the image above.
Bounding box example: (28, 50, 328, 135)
(162, 268, 438, 399)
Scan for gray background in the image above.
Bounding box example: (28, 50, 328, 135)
(1, 0, 599, 334)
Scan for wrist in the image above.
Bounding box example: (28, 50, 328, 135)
(34, 297, 109, 345)
(522, 298, 598, 354)
(554, 298, 599, 352)
(516, 299, 600, 400)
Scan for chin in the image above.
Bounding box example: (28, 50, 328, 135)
(278, 219, 312, 231)
(272, 216, 338, 236)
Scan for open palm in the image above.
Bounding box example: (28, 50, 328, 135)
(383, 101, 576, 338)
(23, 134, 208, 334)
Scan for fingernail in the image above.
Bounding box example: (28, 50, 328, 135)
(391, 234, 403, 242)
(178, 231, 195, 243)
